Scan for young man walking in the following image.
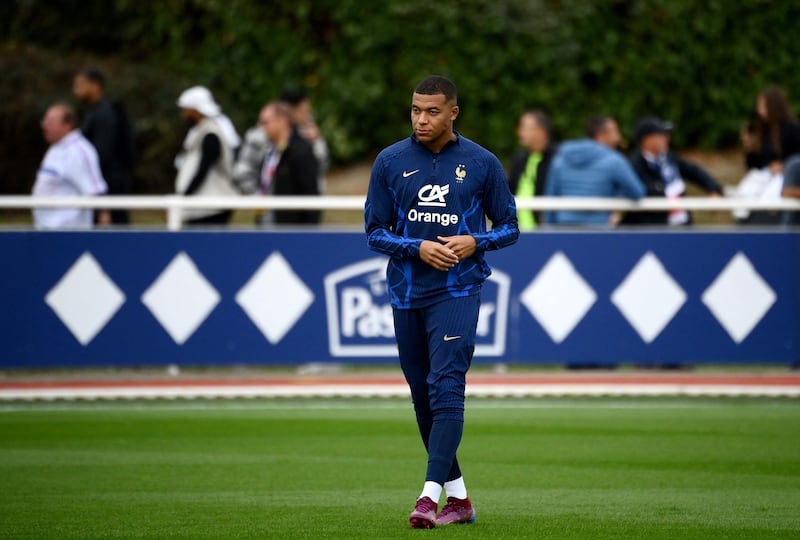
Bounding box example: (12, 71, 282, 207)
(365, 75, 519, 528)
(73, 67, 136, 224)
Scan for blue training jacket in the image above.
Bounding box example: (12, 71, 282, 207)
(365, 133, 519, 309)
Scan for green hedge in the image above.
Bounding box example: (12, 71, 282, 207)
(2, 0, 799, 194)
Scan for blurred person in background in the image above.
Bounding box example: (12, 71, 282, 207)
(73, 66, 136, 224)
(32, 102, 109, 229)
(507, 110, 556, 230)
(780, 155, 800, 225)
(622, 117, 722, 226)
(544, 115, 644, 226)
(232, 120, 271, 195)
(174, 86, 239, 225)
(280, 87, 329, 194)
(734, 87, 800, 224)
(256, 101, 320, 225)
(742, 87, 800, 173)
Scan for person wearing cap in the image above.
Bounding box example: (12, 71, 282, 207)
(174, 86, 240, 225)
(544, 115, 644, 226)
(623, 116, 722, 225)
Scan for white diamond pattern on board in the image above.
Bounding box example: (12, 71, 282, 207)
(45, 252, 126, 346)
(236, 252, 315, 344)
(702, 252, 776, 343)
(520, 252, 597, 343)
(141, 252, 220, 345)
(611, 252, 687, 343)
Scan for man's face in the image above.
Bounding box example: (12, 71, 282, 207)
(41, 106, 71, 144)
(259, 106, 288, 143)
(411, 93, 458, 150)
(292, 99, 312, 126)
(180, 108, 201, 125)
(641, 132, 670, 155)
(517, 114, 548, 153)
(598, 119, 622, 149)
(72, 74, 95, 103)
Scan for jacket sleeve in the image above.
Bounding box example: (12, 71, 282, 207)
(289, 139, 320, 195)
(676, 155, 722, 194)
(473, 157, 519, 251)
(83, 107, 117, 175)
(232, 128, 267, 194)
(184, 133, 221, 195)
(507, 151, 525, 194)
(365, 156, 422, 258)
(615, 155, 647, 199)
(543, 156, 560, 224)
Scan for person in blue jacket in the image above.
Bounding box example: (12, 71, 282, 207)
(365, 75, 519, 529)
(545, 115, 645, 226)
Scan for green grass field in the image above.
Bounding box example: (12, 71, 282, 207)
(1, 397, 799, 539)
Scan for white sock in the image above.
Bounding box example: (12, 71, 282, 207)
(444, 476, 468, 499)
(419, 481, 442, 503)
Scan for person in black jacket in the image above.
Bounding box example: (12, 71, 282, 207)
(742, 87, 800, 173)
(734, 88, 800, 225)
(257, 101, 320, 225)
(623, 117, 722, 225)
(73, 67, 136, 224)
(507, 110, 556, 230)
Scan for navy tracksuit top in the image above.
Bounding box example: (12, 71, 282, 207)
(365, 133, 519, 309)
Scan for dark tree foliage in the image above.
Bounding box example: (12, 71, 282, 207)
(1, 0, 798, 194)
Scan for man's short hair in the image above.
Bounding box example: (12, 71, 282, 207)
(51, 102, 77, 127)
(77, 66, 106, 88)
(414, 75, 457, 103)
(523, 110, 552, 137)
(265, 101, 294, 120)
(279, 87, 308, 106)
(586, 115, 613, 139)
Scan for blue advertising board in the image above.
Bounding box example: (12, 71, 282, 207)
(1, 230, 797, 368)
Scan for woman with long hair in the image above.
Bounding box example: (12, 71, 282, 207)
(735, 87, 800, 224)
(742, 87, 800, 173)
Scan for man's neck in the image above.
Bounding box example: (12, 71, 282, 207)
(54, 129, 77, 144)
(423, 132, 456, 154)
(273, 130, 291, 150)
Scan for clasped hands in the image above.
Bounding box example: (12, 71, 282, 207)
(419, 235, 477, 271)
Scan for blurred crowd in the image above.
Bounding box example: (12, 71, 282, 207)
(509, 86, 800, 229)
(30, 68, 800, 229)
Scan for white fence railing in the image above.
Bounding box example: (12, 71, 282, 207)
(1, 195, 799, 230)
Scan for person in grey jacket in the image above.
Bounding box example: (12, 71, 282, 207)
(545, 115, 645, 226)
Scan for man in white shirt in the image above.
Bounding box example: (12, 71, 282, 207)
(32, 102, 109, 229)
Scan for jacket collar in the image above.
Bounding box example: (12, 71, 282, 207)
(410, 130, 461, 153)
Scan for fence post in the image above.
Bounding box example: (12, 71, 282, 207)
(167, 197, 182, 231)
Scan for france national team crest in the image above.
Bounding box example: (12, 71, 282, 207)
(324, 257, 510, 357)
(455, 164, 466, 183)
